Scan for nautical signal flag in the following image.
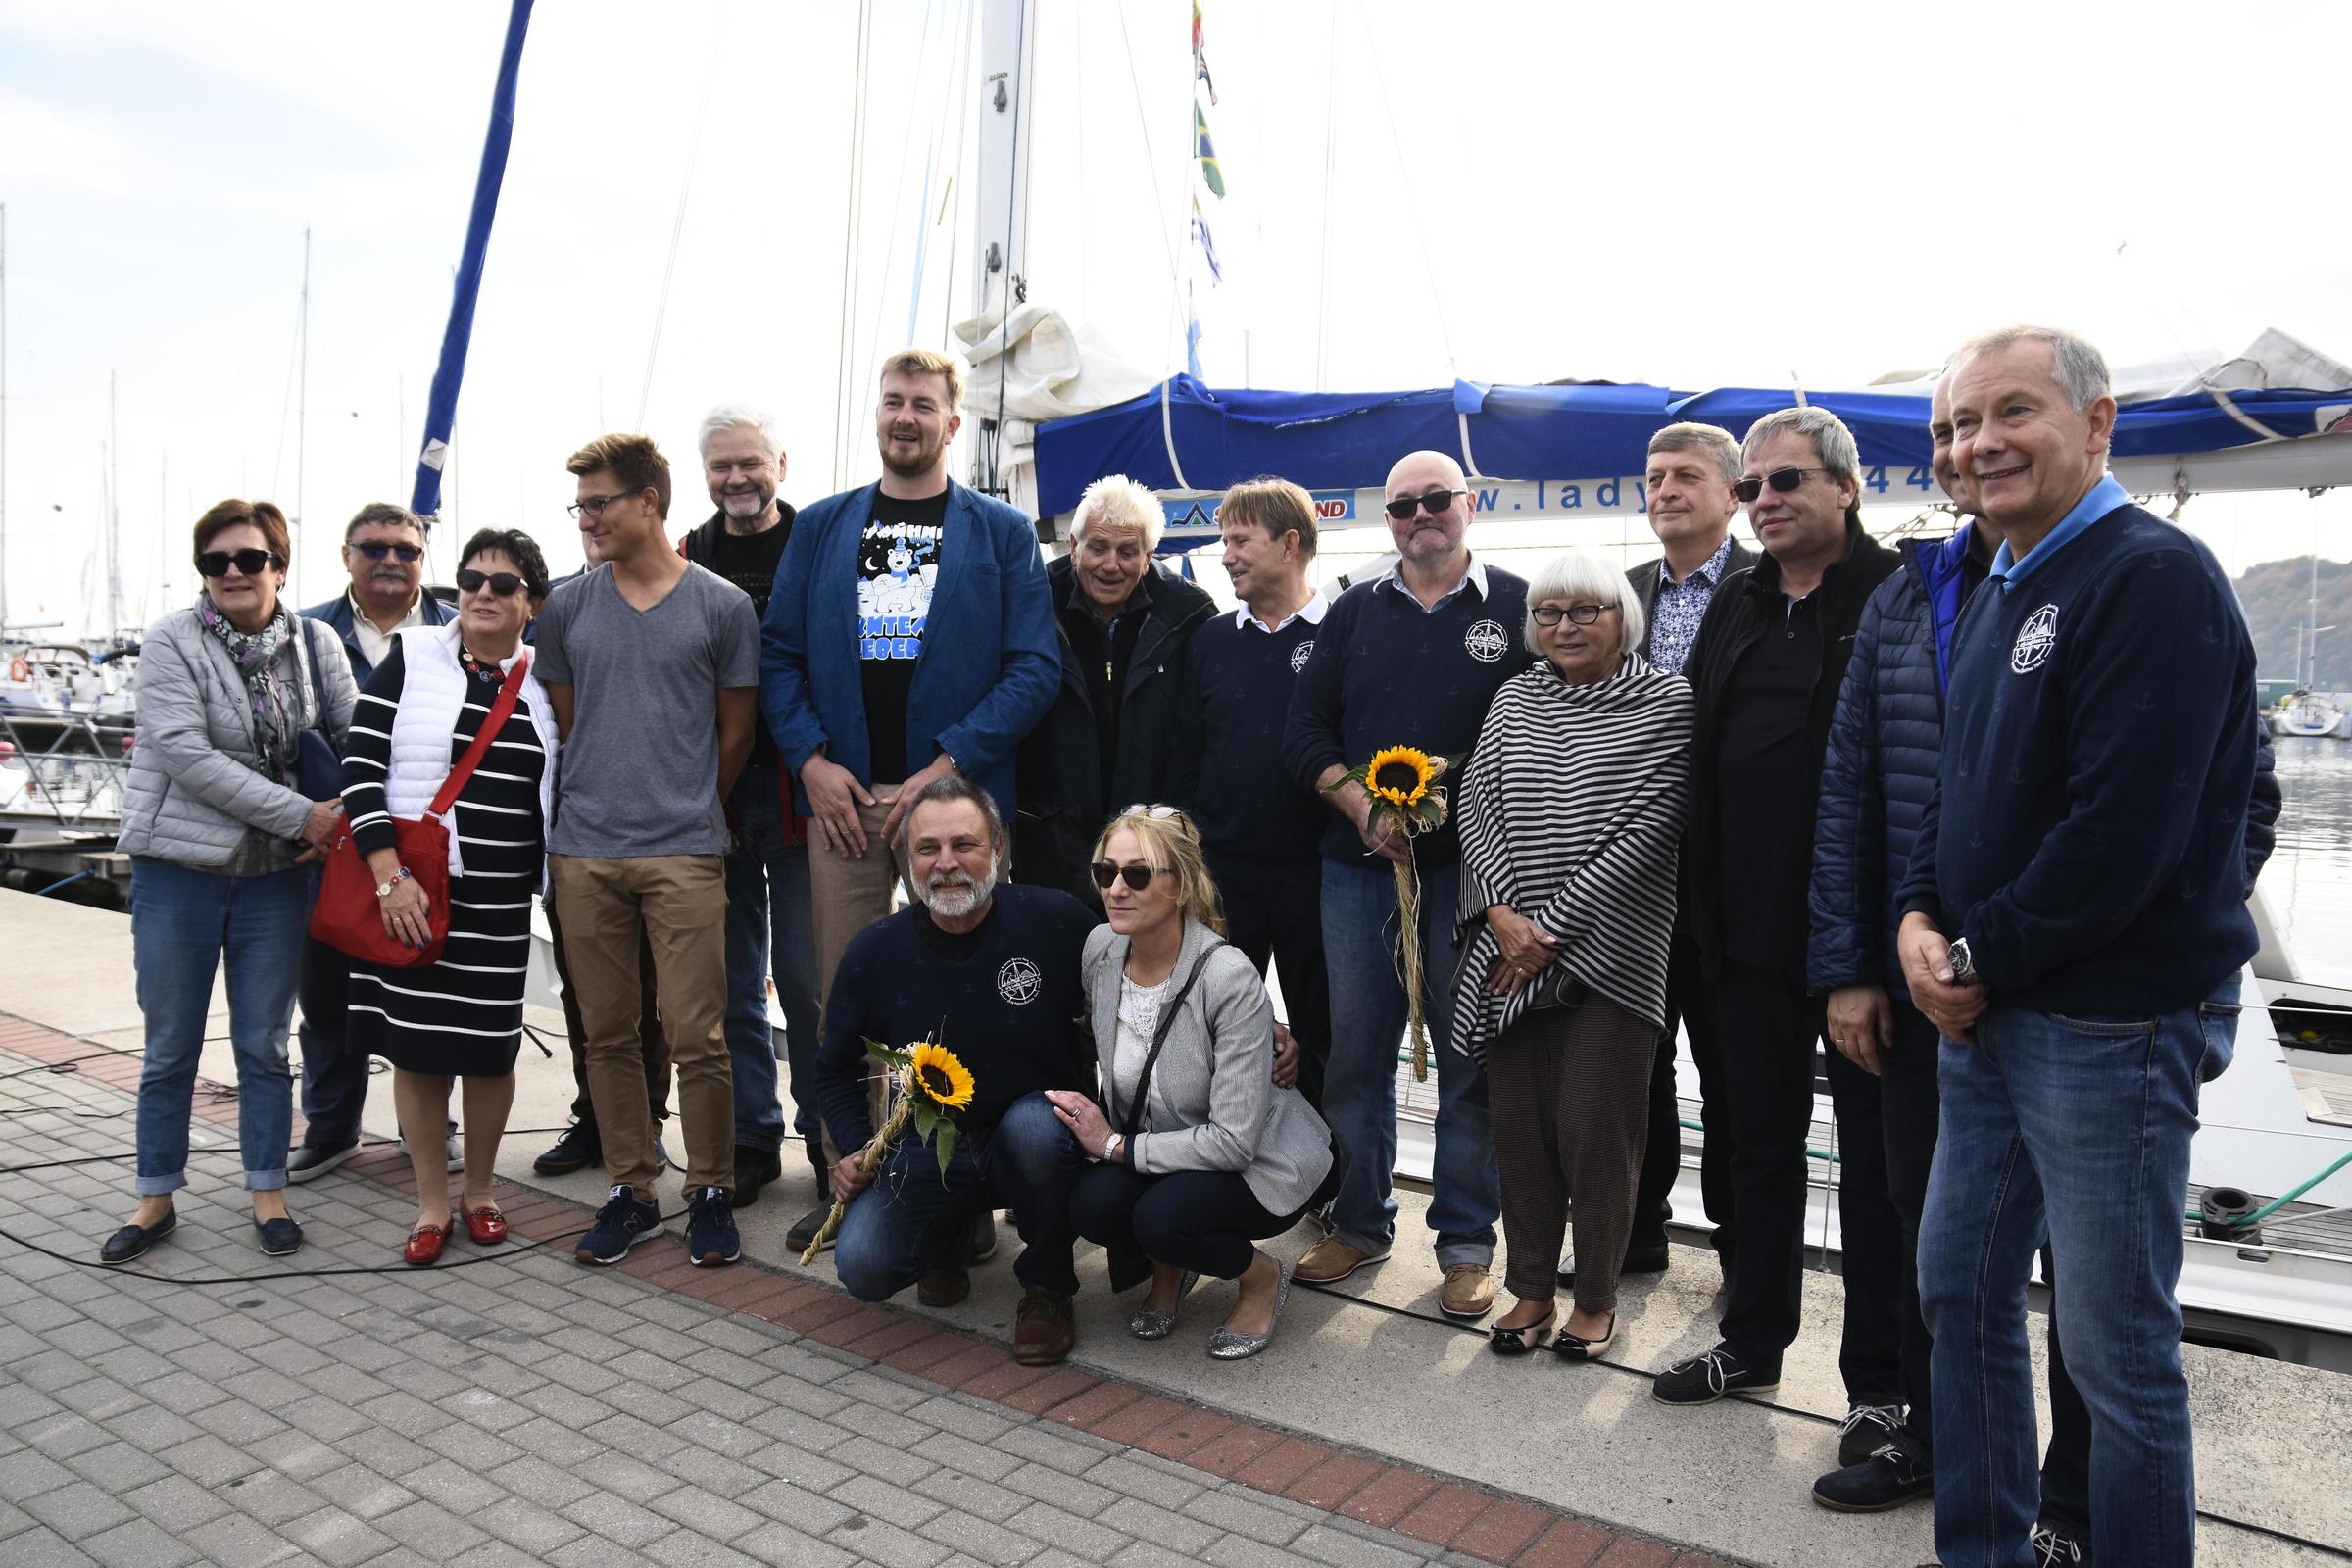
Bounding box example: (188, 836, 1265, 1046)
(1191, 198, 1222, 284)
(1193, 101, 1226, 198)
(1193, 0, 1218, 104)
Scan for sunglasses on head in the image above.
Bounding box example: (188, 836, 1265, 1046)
(1090, 860, 1164, 892)
(1384, 487, 1468, 522)
(1120, 803, 1186, 822)
(457, 568, 528, 597)
(194, 548, 283, 578)
(353, 541, 423, 563)
(1731, 466, 1833, 504)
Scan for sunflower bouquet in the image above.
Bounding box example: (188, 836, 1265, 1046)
(1324, 745, 1460, 1081)
(799, 1036, 976, 1265)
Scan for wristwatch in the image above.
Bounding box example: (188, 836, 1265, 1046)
(1946, 937, 1979, 985)
(1102, 1132, 1125, 1165)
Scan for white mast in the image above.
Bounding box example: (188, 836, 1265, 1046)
(294, 226, 310, 603)
(968, 0, 1037, 500)
(108, 371, 121, 638)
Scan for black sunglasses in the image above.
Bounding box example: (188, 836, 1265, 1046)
(1383, 487, 1468, 522)
(1732, 466, 1833, 504)
(353, 541, 424, 563)
(1532, 603, 1615, 627)
(194, 548, 284, 578)
(1090, 861, 1163, 892)
(457, 568, 528, 597)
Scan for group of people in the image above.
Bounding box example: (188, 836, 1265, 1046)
(100, 327, 2269, 1568)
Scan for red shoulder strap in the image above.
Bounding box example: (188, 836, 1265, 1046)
(427, 654, 530, 819)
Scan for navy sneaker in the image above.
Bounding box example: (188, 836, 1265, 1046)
(1838, 1402, 1905, 1467)
(685, 1185, 741, 1268)
(1811, 1442, 1934, 1512)
(1652, 1343, 1780, 1405)
(575, 1184, 662, 1265)
(2032, 1522, 2086, 1566)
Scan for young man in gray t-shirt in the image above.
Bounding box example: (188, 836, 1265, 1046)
(538, 433, 760, 1269)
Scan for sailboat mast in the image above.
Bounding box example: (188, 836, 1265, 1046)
(969, 0, 1036, 500)
(295, 225, 310, 603)
(108, 371, 121, 638)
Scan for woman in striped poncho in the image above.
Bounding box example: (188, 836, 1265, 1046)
(1451, 549, 1693, 1363)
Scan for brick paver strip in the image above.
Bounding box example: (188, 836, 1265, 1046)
(0, 1016, 1729, 1568)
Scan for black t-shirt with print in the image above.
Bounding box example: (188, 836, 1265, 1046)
(857, 488, 950, 783)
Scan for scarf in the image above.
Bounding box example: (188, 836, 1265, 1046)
(196, 592, 303, 785)
(1448, 651, 1693, 1065)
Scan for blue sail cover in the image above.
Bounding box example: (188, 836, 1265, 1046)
(1033, 374, 2352, 519)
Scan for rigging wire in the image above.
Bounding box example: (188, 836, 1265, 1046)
(832, 0, 878, 491)
(1354, 4, 1458, 377)
(637, 0, 730, 430)
(1110, 0, 1188, 371)
(1313, 2, 1341, 391)
(934, 0, 979, 354)
(865, 0, 950, 406)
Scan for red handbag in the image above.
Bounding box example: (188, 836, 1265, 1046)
(308, 656, 529, 968)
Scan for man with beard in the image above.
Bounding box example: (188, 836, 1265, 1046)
(676, 404, 821, 1222)
(814, 776, 1095, 1365)
(761, 349, 1058, 1241)
(289, 502, 456, 1183)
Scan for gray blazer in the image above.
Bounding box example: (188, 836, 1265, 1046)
(1082, 917, 1333, 1216)
(118, 607, 356, 869)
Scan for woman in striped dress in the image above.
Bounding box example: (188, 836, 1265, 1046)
(1450, 549, 1693, 1362)
(340, 529, 558, 1265)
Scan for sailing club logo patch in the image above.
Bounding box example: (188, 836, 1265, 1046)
(1289, 640, 1314, 674)
(997, 956, 1043, 1005)
(1464, 619, 1509, 663)
(2011, 604, 2060, 673)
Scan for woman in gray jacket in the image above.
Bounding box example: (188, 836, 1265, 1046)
(1049, 807, 1333, 1360)
(102, 500, 355, 1265)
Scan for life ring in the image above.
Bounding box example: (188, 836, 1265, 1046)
(6, 658, 28, 683)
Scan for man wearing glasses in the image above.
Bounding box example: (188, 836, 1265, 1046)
(1652, 409, 1907, 1433)
(288, 502, 457, 1185)
(1284, 450, 1534, 1319)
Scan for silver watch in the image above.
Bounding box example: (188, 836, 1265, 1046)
(1947, 937, 1979, 985)
(1102, 1132, 1124, 1164)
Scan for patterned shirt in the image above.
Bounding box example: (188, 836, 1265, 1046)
(1647, 534, 1738, 675)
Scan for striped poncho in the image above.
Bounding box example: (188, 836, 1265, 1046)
(1448, 651, 1693, 1064)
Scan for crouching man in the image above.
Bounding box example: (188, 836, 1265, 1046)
(813, 775, 1099, 1364)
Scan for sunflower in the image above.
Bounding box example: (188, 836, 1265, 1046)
(1365, 745, 1439, 809)
(907, 1041, 976, 1111)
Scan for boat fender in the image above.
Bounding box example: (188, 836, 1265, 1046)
(7, 658, 26, 682)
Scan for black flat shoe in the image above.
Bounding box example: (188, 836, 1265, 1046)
(254, 1216, 304, 1257)
(1488, 1305, 1559, 1356)
(1552, 1310, 1617, 1362)
(99, 1208, 175, 1265)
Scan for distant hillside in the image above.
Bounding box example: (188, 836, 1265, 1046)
(2234, 556, 2352, 687)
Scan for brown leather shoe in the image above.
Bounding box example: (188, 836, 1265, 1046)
(1440, 1262, 1496, 1321)
(1012, 1287, 1075, 1365)
(918, 1257, 972, 1308)
(1294, 1234, 1390, 1284)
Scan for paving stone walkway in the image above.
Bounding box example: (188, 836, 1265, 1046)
(0, 1015, 1735, 1568)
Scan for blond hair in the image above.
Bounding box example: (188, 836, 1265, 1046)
(1093, 807, 1227, 936)
(878, 348, 966, 412)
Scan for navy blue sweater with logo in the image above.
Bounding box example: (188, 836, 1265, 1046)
(812, 884, 1099, 1153)
(1283, 565, 1536, 868)
(1166, 612, 1328, 861)
(1897, 501, 2260, 1014)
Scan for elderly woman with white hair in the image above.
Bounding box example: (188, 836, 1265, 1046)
(1450, 548, 1693, 1362)
(1013, 474, 1216, 905)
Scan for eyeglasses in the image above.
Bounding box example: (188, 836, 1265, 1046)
(566, 491, 637, 520)
(195, 548, 284, 578)
(1384, 488, 1468, 522)
(1731, 467, 1833, 504)
(1531, 603, 1616, 627)
(352, 541, 423, 563)
(1119, 803, 1186, 822)
(1090, 861, 1163, 892)
(457, 568, 527, 597)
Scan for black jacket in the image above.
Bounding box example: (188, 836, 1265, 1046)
(1681, 518, 1902, 979)
(1014, 556, 1215, 903)
(1624, 537, 1759, 663)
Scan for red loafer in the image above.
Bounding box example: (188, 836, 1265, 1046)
(463, 1203, 508, 1246)
(404, 1213, 457, 1267)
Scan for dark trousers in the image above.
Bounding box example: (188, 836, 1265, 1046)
(544, 898, 670, 1131)
(1630, 922, 1730, 1253)
(1070, 1163, 1302, 1282)
(1714, 960, 1901, 1402)
(296, 932, 451, 1150)
(2040, 1247, 2093, 1542)
(1207, 849, 1332, 1110)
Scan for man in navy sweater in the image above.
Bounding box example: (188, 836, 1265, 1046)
(817, 776, 1096, 1365)
(1167, 477, 1333, 1108)
(1896, 326, 2263, 1568)
(1283, 450, 1535, 1318)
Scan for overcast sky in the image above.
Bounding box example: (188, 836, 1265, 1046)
(4, 0, 2350, 636)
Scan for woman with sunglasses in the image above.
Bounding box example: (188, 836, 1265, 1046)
(333, 529, 560, 1264)
(1449, 549, 1692, 1362)
(105, 500, 356, 1264)
(1049, 807, 1333, 1360)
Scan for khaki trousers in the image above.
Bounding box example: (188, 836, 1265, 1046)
(807, 787, 914, 1159)
(548, 853, 732, 1199)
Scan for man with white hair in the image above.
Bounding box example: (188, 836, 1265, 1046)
(1897, 325, 2266, 1567)
(1014, 474, 1215, 904)
(814, 776, 1096, 1364)
(676, 405, 821, 1222)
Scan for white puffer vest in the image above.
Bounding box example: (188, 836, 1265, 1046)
(380, 624, 558, 881)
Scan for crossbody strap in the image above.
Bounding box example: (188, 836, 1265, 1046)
(1117, 937, 1227, 1140)
(426, 654, 529, 819)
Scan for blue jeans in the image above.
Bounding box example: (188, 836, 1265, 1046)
(1319, 858, 1497, 1267)
(723, 765, 821, 1150)
(1919, 978, 2239, 1568)
(833, 1092, 1085, 1300)
(129, 856, 312, 1195)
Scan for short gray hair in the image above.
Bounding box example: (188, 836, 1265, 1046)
(1522, 548, 1643, 658)
(1740, 406, 1861, 485)
(697, 402, 783, 458)
(1646, 422, 1740, 486)
(1072, 474, 1164, 551)
(897, 773, 1005, 857)
(1949, 323, 2113, 413)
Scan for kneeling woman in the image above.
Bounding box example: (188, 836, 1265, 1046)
(1049, 807, 1332, 1360)
(339, 529, 557, 1264)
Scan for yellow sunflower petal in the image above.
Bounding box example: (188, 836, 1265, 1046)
(909, 1041, 976, 1110)
(1366, 745, 1438, 808)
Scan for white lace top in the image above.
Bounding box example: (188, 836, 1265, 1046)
(1111, 972, 1180, 1134)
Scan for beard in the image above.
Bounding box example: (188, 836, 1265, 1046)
(718, 488, 770, 520)
(920, 857, 1000, 919)
(878, 428, 946, 480)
